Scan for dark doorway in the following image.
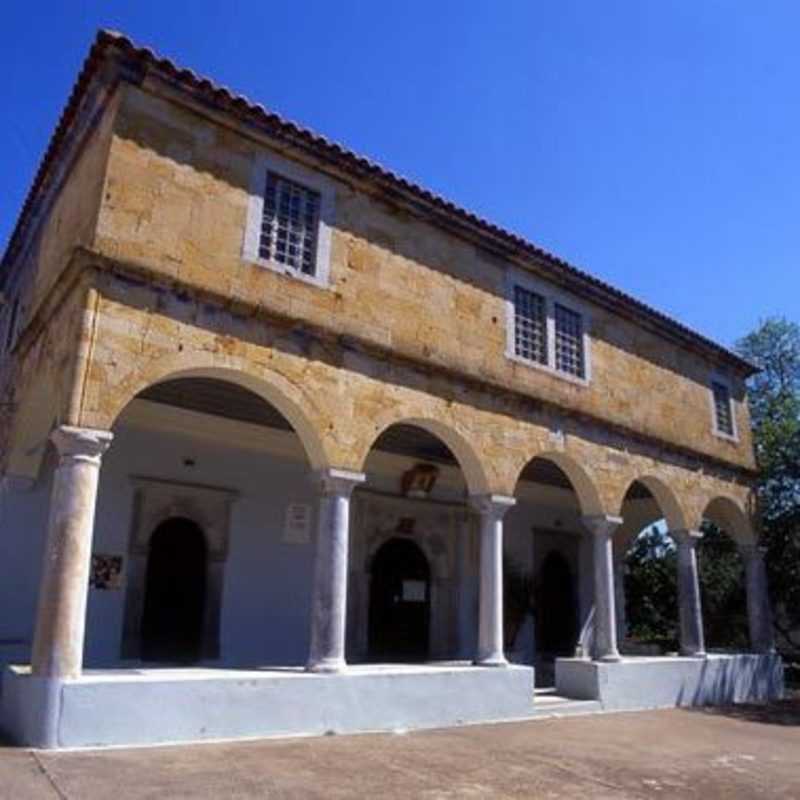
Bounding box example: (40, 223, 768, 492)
(141, 517, 207, 662)
(368, 538, 431, 662)
(536, 551, 578, 656)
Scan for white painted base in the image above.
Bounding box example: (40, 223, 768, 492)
(1, 662, 535, 749)
(555, 653, 784, 711)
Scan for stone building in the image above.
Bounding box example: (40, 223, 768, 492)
(0, 31, 782, 748)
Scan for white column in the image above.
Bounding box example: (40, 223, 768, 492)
(613, 553, 628, 647)
(307, 468, 365, 673)
(470, 494, 515, 667)
(740, 544, 775, 654)
(673, 529, 706, 657)
(582, 515, 622, 662)
(31, 426, 113, 679)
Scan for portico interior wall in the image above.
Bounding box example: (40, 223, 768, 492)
(85, 417, 318, 667)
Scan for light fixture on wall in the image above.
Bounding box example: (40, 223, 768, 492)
(401, 463, 439, 499)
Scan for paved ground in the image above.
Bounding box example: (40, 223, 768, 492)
(2, 699, 799, 799)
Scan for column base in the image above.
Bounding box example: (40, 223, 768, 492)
(597, 652, 623, 663)
(474, 655, 509, 668)
(679, 648, 707, 659)
(306, 657, 347, 674)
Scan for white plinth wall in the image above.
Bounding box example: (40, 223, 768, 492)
(556, 653, 784, 711)
(2, 663, 536, 749)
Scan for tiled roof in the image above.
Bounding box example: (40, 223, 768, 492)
(1, 29, 757, 375)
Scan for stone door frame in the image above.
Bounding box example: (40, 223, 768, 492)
(348, 492, 468, 662)
(121, 476, 238, 661)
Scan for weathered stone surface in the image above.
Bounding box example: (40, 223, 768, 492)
(1, 68, 760, 546)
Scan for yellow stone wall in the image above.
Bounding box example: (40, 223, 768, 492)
(73, 270, 755, 540)
(31, 91, 119, 311)
(2, 78, 758, 541)
(88, 85, 753, 470)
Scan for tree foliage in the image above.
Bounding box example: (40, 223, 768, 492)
(697, 523, 748, 650)
(736, 317, 800, 649)
(624, 527, 678, 649)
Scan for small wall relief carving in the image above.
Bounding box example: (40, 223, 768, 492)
(90, 554, 124, 590)
(401, 464, 439, 498)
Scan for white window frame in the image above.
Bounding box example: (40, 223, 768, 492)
(709, 372, 738, 442)
(505, 268, 592, 386)
(242, 149, 336, 289)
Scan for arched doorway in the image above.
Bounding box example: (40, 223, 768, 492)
(368, 538, 431, 662)
(537, 551, 578, 656)
(141, 517, 207, 662)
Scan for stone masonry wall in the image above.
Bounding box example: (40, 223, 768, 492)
(87, 84, 753, 470)
(2, 76, 758, 542)
(75, 270, 755, 539)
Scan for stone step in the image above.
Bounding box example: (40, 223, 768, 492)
(532, 691, 603, 717)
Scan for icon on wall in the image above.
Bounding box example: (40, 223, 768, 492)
(90, 554, 124, 590)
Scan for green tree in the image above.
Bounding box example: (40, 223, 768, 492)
(697, 523, 748, 650)
(736, 317, 800, 649)
(624, 527, 678, 649)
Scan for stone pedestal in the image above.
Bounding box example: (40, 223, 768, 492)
(582, 515, 622, 662)
(673, 529, 706, 657)
(307, 468, 365, 673)
(740, 544, 775, 654)
(470, 494, 515, 667)
(31, 426, 113, 679)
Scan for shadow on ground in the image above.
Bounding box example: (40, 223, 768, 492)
(686, 693, 800, 726)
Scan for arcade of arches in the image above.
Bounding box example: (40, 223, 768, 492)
(11, 372, 773, 690)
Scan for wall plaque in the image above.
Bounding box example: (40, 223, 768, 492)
(283, 503, 312, 544)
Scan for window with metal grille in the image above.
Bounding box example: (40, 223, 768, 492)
(513, 285, 548, 365)
(259, 172, 321, 275)
(554, 303, 585, 378)
(712, 381, 734, 436)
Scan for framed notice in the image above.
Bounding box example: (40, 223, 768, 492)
(283, 503, 312, 544)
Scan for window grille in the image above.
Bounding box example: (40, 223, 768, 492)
(712, 381, 734, 436)
(259, 172, 320, 275)
(513, 285, 548, 365)
(554, 303, 584, 378)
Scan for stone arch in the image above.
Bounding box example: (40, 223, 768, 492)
(357, 415, 491, 496)
(104, 362, 330, 471)
(364, 527, 448, 583)
(702, 495, 756, 546)
(512, 450, 605, 516)
(617, 475, 689, 539)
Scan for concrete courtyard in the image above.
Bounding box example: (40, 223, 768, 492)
(1, 698, 798, 799)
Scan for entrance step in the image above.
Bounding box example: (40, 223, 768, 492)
(532, 688, 602, 718)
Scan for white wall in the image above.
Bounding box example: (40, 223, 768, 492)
(85, 419, 320, 667)
(0, 467, 53, 670)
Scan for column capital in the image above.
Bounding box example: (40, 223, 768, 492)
(50, 425, 113, 465)
(315, 467, 365, 497)
(672, 528, 703, 547)
(582, 514, 623, 537)
(469, 493, 516, 519)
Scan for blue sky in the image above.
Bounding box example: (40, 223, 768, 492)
(1, 1, 797, 347)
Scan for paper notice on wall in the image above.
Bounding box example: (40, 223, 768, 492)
(283, 503, 312, 544)
(402, 580, 426, 602)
